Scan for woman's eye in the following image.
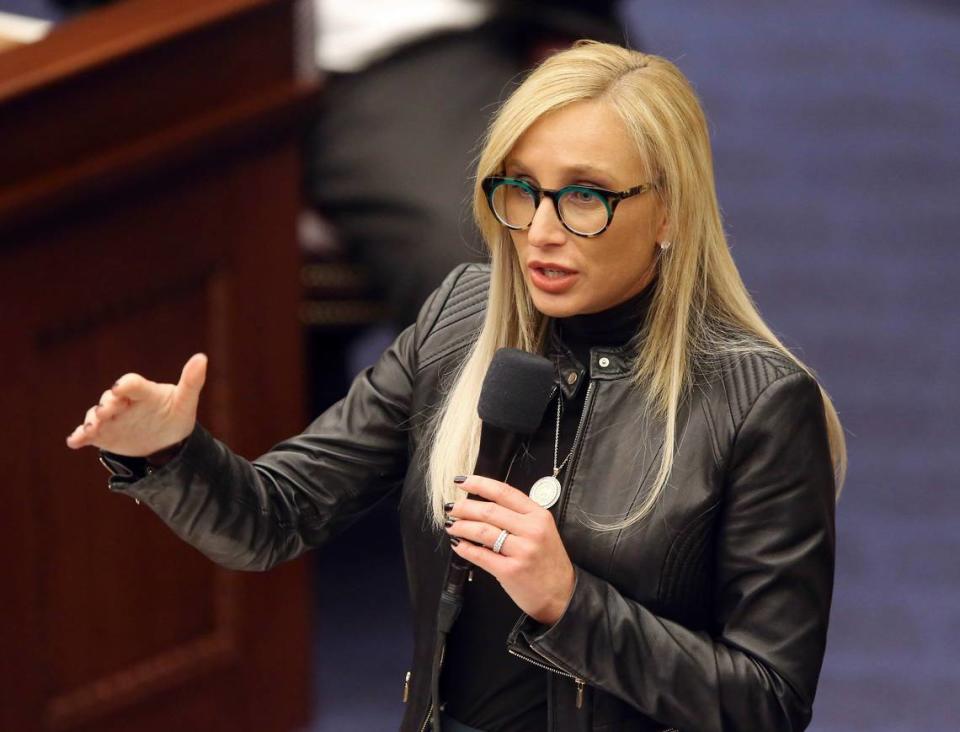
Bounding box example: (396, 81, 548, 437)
(568, 189, 601, 206)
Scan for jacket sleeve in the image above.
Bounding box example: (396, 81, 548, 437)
(111, 269, 458, 571)
(510, 371, 836, 731)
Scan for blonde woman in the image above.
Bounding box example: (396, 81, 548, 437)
(68, 42, 844, 732)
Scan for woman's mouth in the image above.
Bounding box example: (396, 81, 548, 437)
(528, 263, 579, 294)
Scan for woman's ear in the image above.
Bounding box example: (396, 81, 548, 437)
(654, 204, 670, 244)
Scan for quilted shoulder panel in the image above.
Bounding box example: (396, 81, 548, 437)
(416, 263, 489, 370)
(720, 349, 801, 427)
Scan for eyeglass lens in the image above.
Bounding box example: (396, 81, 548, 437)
(491, 181, 609, 236)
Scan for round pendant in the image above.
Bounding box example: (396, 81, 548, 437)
(530, 475, 562, 509)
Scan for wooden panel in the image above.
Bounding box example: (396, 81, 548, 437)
(0, 0, 318, 239)
(0, 142, 311, 732)
(0, 7, 294, 186)
(0, 2, 316, 730)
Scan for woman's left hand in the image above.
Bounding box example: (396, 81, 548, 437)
(446, 475, 576, 626)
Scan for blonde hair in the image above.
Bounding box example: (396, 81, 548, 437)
(425, 41, 846, 531)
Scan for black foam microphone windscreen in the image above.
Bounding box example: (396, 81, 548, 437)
(472, 348, 555, 480)
(478, 348, 556, 434)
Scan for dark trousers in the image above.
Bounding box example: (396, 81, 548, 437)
(303, 28, 525, 327)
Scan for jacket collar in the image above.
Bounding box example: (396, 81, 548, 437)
(546, 279, 656, 398)
(547, 327, 635, 399)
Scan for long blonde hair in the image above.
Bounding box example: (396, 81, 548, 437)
(425, 41, 846, 531)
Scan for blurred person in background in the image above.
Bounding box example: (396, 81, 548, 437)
(303, 0, 628, 328)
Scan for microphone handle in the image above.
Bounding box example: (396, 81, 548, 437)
(441, 423, 520, 601)
(472, 422, 518, 485)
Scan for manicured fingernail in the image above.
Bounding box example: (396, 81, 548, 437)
(444, 516, 456, 527)
(443, 501, 455, 512)
(450, 537, 460, 547)
(453, 475, 467, 484)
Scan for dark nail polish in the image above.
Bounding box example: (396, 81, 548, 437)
(443, 501, 455, 512)
(453, 475, 467, 484)
(444, 516, 456, 527)
(450, 537, 460, 547)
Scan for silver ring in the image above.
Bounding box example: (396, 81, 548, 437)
(491, 529, 509, 555)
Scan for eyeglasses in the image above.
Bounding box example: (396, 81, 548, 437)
(481, 176, 655, 237)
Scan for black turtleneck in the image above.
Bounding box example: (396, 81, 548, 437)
(439, 281, 656, 731)
(557, 281, 657, 371)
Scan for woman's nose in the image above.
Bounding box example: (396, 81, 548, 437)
(527, 197, 567, 247)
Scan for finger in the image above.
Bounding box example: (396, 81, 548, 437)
(177, 353, 208, 397)
(96, 388, 126, 413)
(112, 373, 154, 400)
(84, 405, 99, 428)
(96, 393, 130, 420)
(66, 423, 91, 448)
(69, 408, 101, 448)
(448, 498, 531, 536)
(455, 475, 539, 514)
(446, 519, 532, 558)
(450, 534, 513, 576)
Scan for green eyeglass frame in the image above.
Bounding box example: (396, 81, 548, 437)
(481, 175, 655, 237)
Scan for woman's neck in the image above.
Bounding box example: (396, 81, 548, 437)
(556, 279, 656, 366)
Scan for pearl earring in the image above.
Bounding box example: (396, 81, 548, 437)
(658, 240, 672, 251)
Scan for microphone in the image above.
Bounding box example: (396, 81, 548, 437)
(431, 348, 555, 730)
(474, 346, 557, 478)
(438, 347, 555, 628)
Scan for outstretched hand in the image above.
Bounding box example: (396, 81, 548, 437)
(66, 353, 208, 457)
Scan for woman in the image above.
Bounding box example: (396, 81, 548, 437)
(67, 42, 845, 732)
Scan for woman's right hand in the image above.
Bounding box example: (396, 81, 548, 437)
(66, 353, 208, 458)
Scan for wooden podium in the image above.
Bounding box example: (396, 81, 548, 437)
(0, 1, 321, 730)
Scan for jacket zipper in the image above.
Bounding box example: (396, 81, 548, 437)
(502, 380, 596, 713)
(557, 380, 596, 530)
(408, 668, 431, 732)
(507, 646, 587, 709)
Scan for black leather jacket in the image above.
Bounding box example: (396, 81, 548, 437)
(105, 263, 836, 732)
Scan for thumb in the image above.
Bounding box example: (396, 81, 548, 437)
(176, 353, 208, 399)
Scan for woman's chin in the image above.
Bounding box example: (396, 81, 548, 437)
(529, 291, 582, 319)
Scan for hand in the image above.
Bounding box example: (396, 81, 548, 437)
(445, 475, 576, 626)
(66, 353, 208, 457)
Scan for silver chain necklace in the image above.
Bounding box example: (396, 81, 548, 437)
(530, 392, 589, 509)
